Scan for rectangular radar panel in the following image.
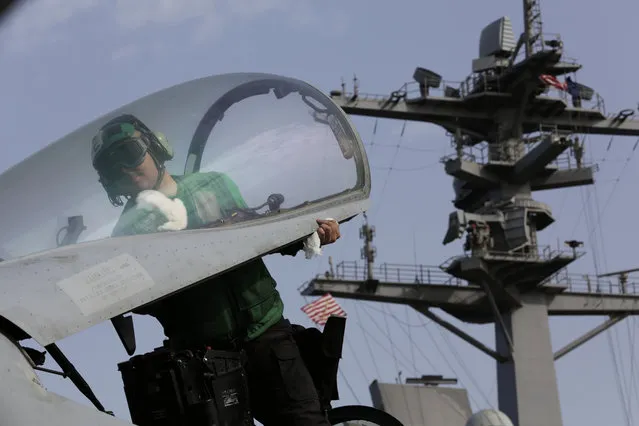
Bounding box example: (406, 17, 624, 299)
(478, 16, 516, 59)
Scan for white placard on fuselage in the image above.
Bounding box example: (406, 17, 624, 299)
(56, 253, 155, 316)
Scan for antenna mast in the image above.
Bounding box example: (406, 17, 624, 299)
(523, 0, 544, 58)
(360, 213, 376, 280)
(302, 2, 639, 426)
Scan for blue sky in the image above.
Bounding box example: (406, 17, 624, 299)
(1, 0, 638, 425)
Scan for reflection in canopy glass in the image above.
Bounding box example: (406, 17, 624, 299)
(0, 73, 369, 260)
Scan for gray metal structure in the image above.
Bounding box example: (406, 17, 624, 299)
(300, 2, 639, 425)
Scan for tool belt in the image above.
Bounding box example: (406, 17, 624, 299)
(117, 343, 253, 426)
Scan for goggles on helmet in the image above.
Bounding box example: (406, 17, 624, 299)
(94, 137, 149, 181)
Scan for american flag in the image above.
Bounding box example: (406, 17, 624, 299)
(539, 74, 567, 91)
(301, 293, 346, 326)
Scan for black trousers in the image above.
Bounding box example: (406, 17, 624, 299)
(242, 318, 331, 426)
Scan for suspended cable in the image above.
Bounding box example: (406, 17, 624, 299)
(415, 315, 481, 411)
(439, 330, 493, 409)
(577, 133, 633, 426)
(353, 300, 382, 380)
(364, 141, 439, 153)
(569, 137, 639, 240)
(370, 118, 378, 147)
(408, 231, 419, 378)
(366, 304, 471, 418)
(623, 316, 638, 420)
(371, 120, 407, 221)
(364, 303, 434, 328)
(404, 306, 427, 426)
(344, 335, 371, 394)
(593, 177, 637, 426)
(382, 303, 413, 423)
(592, 138, 638, 232)
(371, 161, 440, 172)
(357, 304, 421, 371)
(589, 135, 638, 425)
(362, 304, 437, 371)
(338, 368, 362, 405)
(582, 172, 631, 426)
(356, 319, 417, 373)
(314, 119, 382, 278)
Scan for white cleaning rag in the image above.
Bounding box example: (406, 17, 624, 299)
(303, 218, 336, 259)
(135, 189, 188, 231)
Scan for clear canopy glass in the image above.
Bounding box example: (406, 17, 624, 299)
(0, 73, 369, 261)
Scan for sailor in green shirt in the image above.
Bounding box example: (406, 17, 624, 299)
(91, 114, 340, 426)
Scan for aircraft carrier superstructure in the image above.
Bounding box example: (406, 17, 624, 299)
(300, 1, 639, 425)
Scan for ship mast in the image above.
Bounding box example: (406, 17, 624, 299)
(301, 2, 639, 426)
(523, 0, 544, 58)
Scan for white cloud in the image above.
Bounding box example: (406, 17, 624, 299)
(111, 0, 292, 31)
(0, 0, 99, 52)
(225, 0, 292, 17)
(113, 0, 217, 30)
(0, 0, 350, 55)
(112, 0, 312, 43)
(111, 43, 138, 61)
(327, 10, 349, 38)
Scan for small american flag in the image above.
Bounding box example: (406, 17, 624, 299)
(301, 293, 346, 326)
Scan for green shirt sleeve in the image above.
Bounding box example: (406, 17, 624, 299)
(215, 172, 248, 210)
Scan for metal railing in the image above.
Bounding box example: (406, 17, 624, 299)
(521, 130, 592, 170)
(458, 73, 501, 98)
(442, 245, 581, 264)
(332, 77, 608, 118)
(302, 259, 639, 297)
(439, 124, 595, 171)
(331, 44, 615, 120)
(331, 80, 464, 105)
(442, 146, 590, 170)
(508, 32, 582, 69)
(314, 260, 469, 287)
(538, 84, 606, 115)
(542, 269, 639, 295)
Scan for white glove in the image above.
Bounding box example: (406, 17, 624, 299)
(303, 217, 336, 259)
(135, 190, 188, 231)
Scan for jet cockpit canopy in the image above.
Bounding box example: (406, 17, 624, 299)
(0, 72, 370, 346)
